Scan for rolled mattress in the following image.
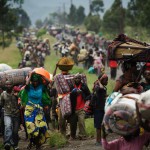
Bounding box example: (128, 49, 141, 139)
(103, 98, 140, 136)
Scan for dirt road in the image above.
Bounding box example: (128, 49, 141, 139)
(0, 130, 149, 150)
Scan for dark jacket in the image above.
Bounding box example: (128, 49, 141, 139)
(0, 91, 20, 116)
(93, 81, 107, 110)
(70, 82, 91, 113)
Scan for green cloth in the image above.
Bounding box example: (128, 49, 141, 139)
(18, 89, 28, 106)
(31, 73, 41, 82)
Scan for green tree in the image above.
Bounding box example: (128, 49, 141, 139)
(13, 8, 31, 28)
(90, 0, 104, 15)
(126, 0, 150, 29)
(84, 14, 101, 33)
(0, 0, 9, 47)
(102, 0, 125, 34)
(0, 0, 25, 47)
(13, 0, 24, 5)
(76, 6, 85, 24)
(35, 19, 43, 29)
(68, 4, 77, 25)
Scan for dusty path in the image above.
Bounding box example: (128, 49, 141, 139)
(0, 130, 149, 150)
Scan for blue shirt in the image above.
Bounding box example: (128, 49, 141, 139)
(28, 84, 43, 105)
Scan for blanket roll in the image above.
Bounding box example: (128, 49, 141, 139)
(138, 90, 150, 120)
(0, 67, 32, 87)
(103, 98, 140, 136)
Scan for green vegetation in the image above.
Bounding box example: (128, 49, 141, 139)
(85, 118, 95, 137)
(36, 28, 47, 38)
(0, 0, 31, 48)
(47, 131, 67, 148)
(0, 39, 21, 68)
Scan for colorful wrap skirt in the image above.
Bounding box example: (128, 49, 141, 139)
(24, 101, 49, 144)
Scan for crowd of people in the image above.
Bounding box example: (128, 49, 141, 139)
(0, 28, 150, 150)
(17, 30, 50, 69)
(52, 28, 111, 77)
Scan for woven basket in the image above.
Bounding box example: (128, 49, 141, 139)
(57, 57, 74, 71)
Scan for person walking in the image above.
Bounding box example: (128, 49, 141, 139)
(101, 123, 150, 150)
(92, 73, 108, 146)
(109, 60, 118, 80)
(0, 80, 20, 150)
(19, 72, 51, 150)
(70, 74, 91, 140)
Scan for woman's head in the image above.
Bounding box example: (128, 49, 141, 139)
(121, 61, 137, 73)
(31, 73, 41, 87)
(143, 63, 150, 82)
(143, 70, 150, 80)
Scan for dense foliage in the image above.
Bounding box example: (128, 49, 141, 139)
(0, 0, 31, 47)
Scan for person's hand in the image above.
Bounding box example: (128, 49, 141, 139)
(20, 105, 25, 110)
(72, 88, 77, 93)
(77, 89, 82, 94)
(26, 71, 35, 85)
(43, 106, 49, 111)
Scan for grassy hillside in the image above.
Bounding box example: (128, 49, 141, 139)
(0, 39, 21, 68)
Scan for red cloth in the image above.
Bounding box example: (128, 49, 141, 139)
(146, 63, 150, 71)
(13, 86, 21, 92)
(109, 60, 118, 68)
(75, 84, 85, 110)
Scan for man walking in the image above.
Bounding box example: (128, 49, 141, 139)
(0, 80, 20, 150)
(70, 74, 91, 139)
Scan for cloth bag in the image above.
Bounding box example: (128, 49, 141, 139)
(59, 93, 72, 119)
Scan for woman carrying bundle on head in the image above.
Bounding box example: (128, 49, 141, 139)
(19, 71, 51, 150)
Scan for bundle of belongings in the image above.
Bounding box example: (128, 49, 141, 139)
(103, 83, 150, 136)
(77, 48, 89, 62)
(54, 73, 87, 119)
(54, 57, 87, 118)
(108, 34, 150, 62)
(0, 67, 32, 87)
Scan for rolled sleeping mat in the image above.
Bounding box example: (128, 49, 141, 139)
(138, 90, 150, 120)
(105, 92, 123, 112)
(0, 67, 32, 86)
(105, 93, 140, 112)
(0, 72, 7, 87)
(103, 97, 140, 136)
